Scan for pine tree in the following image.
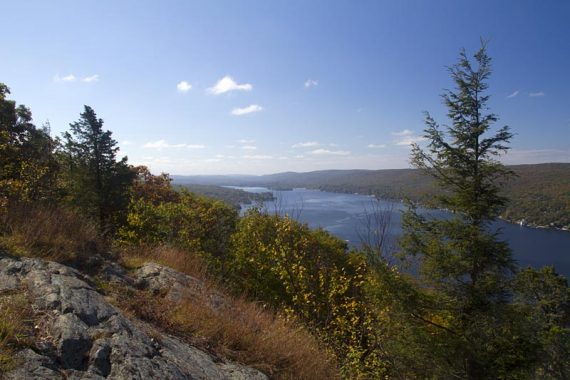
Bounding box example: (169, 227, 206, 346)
(399, 44, 536, 378)
(61, 106, 134, 231)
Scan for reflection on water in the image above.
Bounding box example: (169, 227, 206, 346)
(237, 187, 570, 278)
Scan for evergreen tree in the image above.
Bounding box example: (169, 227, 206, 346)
(399, 44, 537, 378)
(61, 106, 134, 231)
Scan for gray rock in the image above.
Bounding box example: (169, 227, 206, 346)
(0, 254, 267, 380)
(134, 262, 228, 311)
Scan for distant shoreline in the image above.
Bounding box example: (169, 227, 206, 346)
(256, 186, 570, 234)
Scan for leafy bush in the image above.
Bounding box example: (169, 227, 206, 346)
(118, 190, 237, 266)
(229, 208, 388, 377)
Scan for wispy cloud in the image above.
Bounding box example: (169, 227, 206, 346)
(122, 140, 134, 146)
(503, 148, 570, 165)
(54, 74, 100, 83)
(241, 145, 257, 150)
(308, 148, 351, 156)
(506, 90, 519, 99)
(143, 140, 186, 150)
(367, 144, 386, 148)
(53, 74, 76, 82)
(143, 139, 205, 150)
(529, 91, 545, 97)
(231, 104, 263, 116)
(208, 76, 252, 95)
(292, 141, 320, 148)
(82, 74, 99, 83)
(392, 129, 413, 136)
(304, 79, 318, 88)
(242, 154, 273, 160)
(177, 81, 192, 92)
(392, 129, 426, 146)
(237, 139, 255, 144)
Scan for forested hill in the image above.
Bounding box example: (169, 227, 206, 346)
(177, 184, 273, 209)
(173, 163, 570, 229)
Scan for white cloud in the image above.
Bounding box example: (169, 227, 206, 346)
(392, 129, 413, 136)
(241, 145, 257, 150)
(231, 104, 263, 116)
(529, 91, 545, 97)
(395, 137, 426, 146)
(143, 140, 205, 150)
(503, 149, 570, 165)
(304, 79, 318, 88)
(203, 158, 222, 163)
(237, 139, 255, 144)
(122, 140, 134, 146)
(294, 155, 305, 159)
(506, 90, 519, 99)
(242, 155, 273, 160)
(177, 81, 192, 92)
(308, 148, 351, 156)
(143, 140, 186, 150)
(292, 141, 320, 148)
(82, 74, 99, 83)
(392, 130, 426, 146)
(367, 144, 386, 148)
(208, 76, 252, 95)
(53, 74, 76, 82)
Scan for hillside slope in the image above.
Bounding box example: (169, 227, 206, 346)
(0, 253, 267, 380)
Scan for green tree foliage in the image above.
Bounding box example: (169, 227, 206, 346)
(60, 106, 135, 231)
(118, 170, 237, 264)
(0, 84, 59, 206)
(514, 267, 570, 378)
(230, 208, 388, 378)
(399, 44, 538, 378)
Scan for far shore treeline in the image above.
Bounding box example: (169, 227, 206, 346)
(1, 45, 569, 378)
(173, 162, 570, 231)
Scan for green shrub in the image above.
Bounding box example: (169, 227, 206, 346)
(118, 190, 237, 266)
(229, 208, 388, 377)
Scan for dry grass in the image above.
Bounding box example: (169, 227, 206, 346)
(0, 289, 35, 373)
(0, 203, 106, 269)
(114, 245, 340, 379)
(174, 297, 339, 379)
(117, 288, 339, 379)
(119, 245, 208, 280)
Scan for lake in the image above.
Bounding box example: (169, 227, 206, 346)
(233, 187, 570, 278)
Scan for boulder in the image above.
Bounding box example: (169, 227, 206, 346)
(0, 254, 267, 380)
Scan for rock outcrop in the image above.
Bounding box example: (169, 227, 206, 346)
(0, 254, 267, 380)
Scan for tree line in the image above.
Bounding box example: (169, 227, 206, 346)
(1, 44, 569, 378)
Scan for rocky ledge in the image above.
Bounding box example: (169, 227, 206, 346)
(0, 254, 267, 380)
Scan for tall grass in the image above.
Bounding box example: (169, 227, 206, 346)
(0, 290, 34, 373)
(116, 245, 340, 379)
(119, 244, 208, 280)
(0, 203, 106, 269)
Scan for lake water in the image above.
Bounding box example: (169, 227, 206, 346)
(234, 187, 570, 278)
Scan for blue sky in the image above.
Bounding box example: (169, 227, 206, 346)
(1, 0, 569, 175)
